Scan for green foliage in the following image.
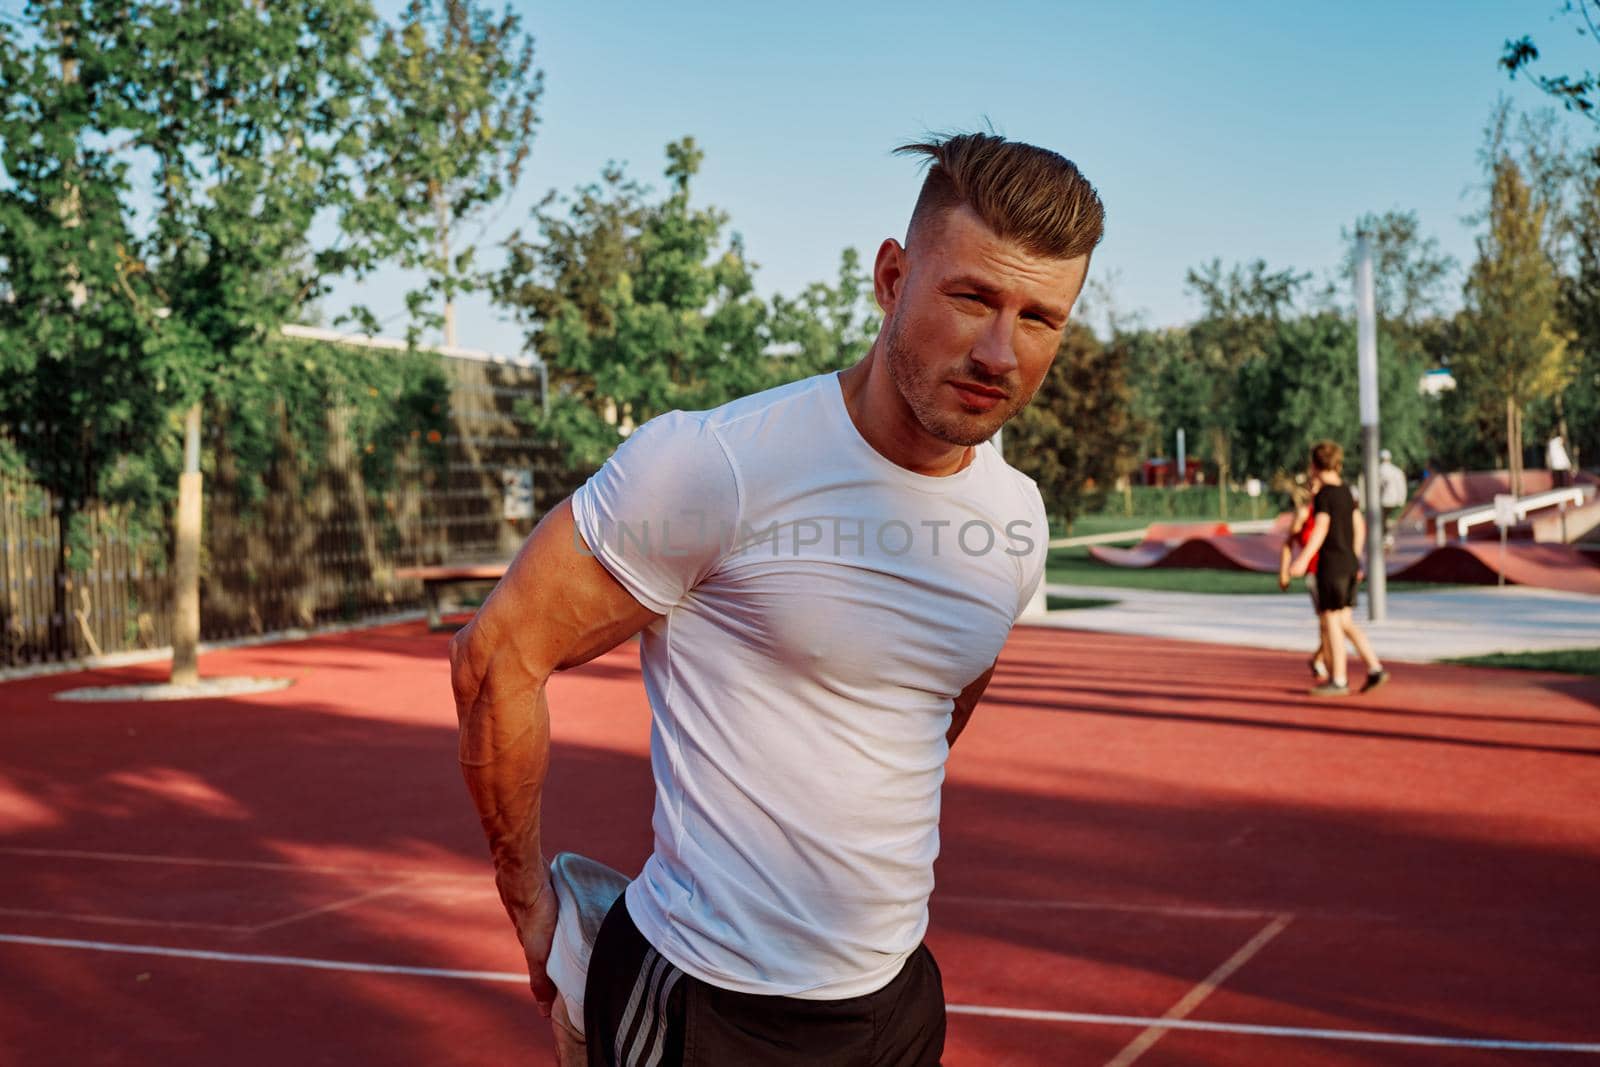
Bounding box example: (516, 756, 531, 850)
(1118, 327, 1207, 462)
(496, 139, 873, 469)
(1006, 323, 1141, 526)
(766, 248, 878, 379)
(1232, 313, 1431, 479)
(1182, 259, 1311, 497)
(1501, 3, 1600, 125)
(0, 7, 176, 515)
(217, 339, 450, 509)
(1558, 150, 1600, 466)
(1459, 152, 1574, 468)
(1341, 211, 1458, 330)
(364, 0, 543, 342)
(1085, 486, 1272, 520)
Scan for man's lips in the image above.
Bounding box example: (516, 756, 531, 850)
(949, 381, 1008, 405)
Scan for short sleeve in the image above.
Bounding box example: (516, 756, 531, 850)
(570, 410, 741, 615)
(1013, 483, 1050, 620)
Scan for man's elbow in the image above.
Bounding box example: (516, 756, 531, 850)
(449, 624, 492, 726)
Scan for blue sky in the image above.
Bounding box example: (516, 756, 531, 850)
(330, 0, 1598, 354)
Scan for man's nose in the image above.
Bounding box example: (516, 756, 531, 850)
(971, 315, 1019, 378)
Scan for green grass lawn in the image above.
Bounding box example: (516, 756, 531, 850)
(1045, 546, 1460, 596)
(1050, 515, 1159, 540)
(1044, 594, 1119, 611)
(1445, 648, 1600, 676)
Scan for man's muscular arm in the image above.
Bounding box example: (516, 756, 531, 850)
(448, 499, 658, 1013)
(947, 660, 997, 749)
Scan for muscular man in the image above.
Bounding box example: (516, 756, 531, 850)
(450, 132, 1104, 1065)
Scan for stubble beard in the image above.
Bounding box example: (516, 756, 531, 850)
(882, 314, 1029, 447)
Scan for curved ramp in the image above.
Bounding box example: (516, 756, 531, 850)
(1388, 542, 1600, 594)
(1398, 470, 1599, 535)
(1089, 522, 1285, 572)
(1086, 523, 1600, 594)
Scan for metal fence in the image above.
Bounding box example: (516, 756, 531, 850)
(0, 347, 584, 670)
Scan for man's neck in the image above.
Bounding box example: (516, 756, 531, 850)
(1320, 471, 1343, 485)
(837, 347, 973, 477)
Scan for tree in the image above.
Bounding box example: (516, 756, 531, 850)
(1340, 211, 1457, 332)
(0, 1, 456, 682)
(1459, 154, 1574, 494)
(495, 139, 772, 468)
(1183, 258, 1309, 515)
(1501, 1, 1600, 126)
(1232, 314, 1431, 481)
(766, 248, 878, 380)
(1555, 148, 1600, 467)
(365, 0, 542, 346)
(1108, 326, 1202, 471)
(1005, 323, 1141, 529)
(0, 7, 175, 658)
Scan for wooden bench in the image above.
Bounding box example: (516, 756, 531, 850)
(397, 563, 510, 630)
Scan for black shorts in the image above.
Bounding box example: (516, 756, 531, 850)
(1316, 562, 1359, 613)
(584, 896, 946, 1067)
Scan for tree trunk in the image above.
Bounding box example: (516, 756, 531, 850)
(434, 183, 456, 348)
(170, 402, 203, 685)
(1505, 395, 1523, 498)
(1212, 429, 1229, 520)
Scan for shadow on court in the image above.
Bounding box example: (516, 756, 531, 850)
(0, 619, 1596, 1065)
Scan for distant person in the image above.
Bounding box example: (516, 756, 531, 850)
(1290, 441, 1388, 697)
(1549, 434, 1573, 489)
(1278, 474, 1328, 682)
(1378, 449, 1407, 545)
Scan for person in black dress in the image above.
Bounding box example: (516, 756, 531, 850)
(1289, 441, 1388, 697)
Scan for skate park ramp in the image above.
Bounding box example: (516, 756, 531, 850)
(1388, 541, 1600, 593)
(1089, 521, 1285, 572)
(1086, 478, 1600, 593)
(1395, 470, 1599, 539)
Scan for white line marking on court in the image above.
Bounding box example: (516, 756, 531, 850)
(937, 895, 1287, 921)
(245, 881, 424, 934)
(0, 932, 528, 984)
(1105, 913, 1293, 1067)
(0, 907, 250, 934)
(944, 1004, 1600, 1053)
(2, 932, 1597, 1054)
(0, 846, 483, 882)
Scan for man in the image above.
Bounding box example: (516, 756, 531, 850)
(1549, 433, 1572, 488)
(1290, 440, 1388, 697)
(449, 132, 1104, 1066)
(1372, 449, 1408, 546)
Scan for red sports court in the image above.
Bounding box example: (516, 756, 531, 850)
(1, 619, 1597, 1065)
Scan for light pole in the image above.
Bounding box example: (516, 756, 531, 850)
(1355, 238, 1387, 622)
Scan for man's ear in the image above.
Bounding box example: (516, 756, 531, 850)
(872, 238, 907, 315)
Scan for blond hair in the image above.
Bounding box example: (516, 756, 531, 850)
(896, 132, 1105, 260)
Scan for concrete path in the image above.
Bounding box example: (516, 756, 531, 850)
(1033, 582, 1600, 662)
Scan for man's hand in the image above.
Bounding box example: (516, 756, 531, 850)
(1288, 558, 1309, 579)
(516, 869, 561, 1015)
(551, 992, 587, 1066)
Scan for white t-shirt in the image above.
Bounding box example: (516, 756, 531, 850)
(570, 371, 1048, 999)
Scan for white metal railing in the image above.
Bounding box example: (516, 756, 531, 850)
(1432, 487, 1592, 545)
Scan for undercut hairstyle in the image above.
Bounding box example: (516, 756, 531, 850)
(1311, 440, 1344, 474)
(895, 132, 1105, 260)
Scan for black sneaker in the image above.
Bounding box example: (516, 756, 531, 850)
(1360, 669, 1390, 694)
(1310, 681, 1350, 698)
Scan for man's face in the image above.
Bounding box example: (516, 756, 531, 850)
(875, 205, 1090, 447)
